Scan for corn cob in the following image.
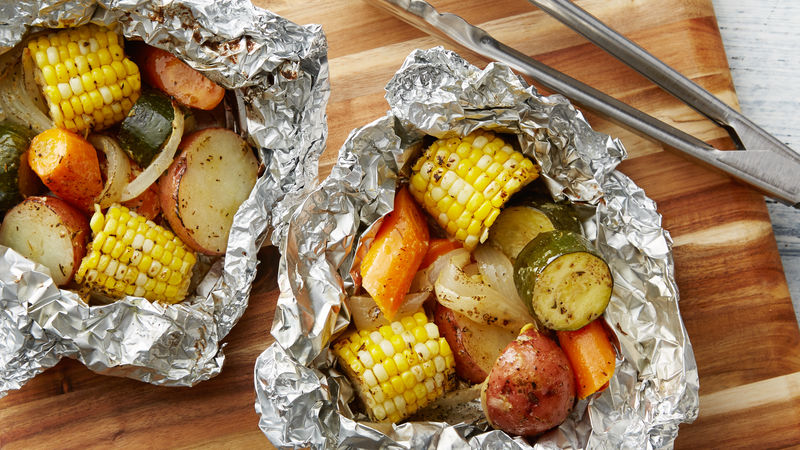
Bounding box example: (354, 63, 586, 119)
(332, 311, 456, 423)
(74, 204, 196, 304)
(409, 130, 539, 250)
(26, 24, 141, 134)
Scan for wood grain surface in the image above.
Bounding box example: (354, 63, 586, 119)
(711, 0, 800, 326)
(2, 0, 800, 448)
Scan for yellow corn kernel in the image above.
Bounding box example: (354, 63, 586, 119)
(332, 312, 455, 423)
(408, 131, 539, 250)
(75, 205, 195, 304)
(29, 25, 140, 133)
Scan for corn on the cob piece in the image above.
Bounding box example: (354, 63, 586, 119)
(74, 204, 196, 304)
(332, 311, 456, 423)
(26, 24, 141, 134)
(409, 130, 539, 250)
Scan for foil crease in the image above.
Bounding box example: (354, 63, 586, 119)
(255, 47, 698, 449)
(0, 0, 329, 395)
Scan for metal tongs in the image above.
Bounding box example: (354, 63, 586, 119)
(370, 0, 800, 207)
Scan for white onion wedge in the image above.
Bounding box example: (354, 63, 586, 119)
(0, 48, 52, 133)
(473, 244, 525, 307)
(410, 248, 464, 293)
(435, 249, 534, 332)
(89, 135, 131, 209)
(348, 292, 429, 331)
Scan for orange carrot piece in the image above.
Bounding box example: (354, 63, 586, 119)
(419, 238, 461, 269)
(137, 46, 225, 110)
(360, 187, 430, 320)
(557, 319, 616, 399)
(28, 128, 103, 211)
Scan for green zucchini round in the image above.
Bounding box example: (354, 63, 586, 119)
(487, 206, 556, 261)
(532, 201, 582, 233)
(118, 91, 175, 168)
(0, 120, 36, 212)
(513, 230, 613, 331)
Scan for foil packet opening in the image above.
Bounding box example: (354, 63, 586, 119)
(0, 0, 329, 395)
(255, 47, 698, 449)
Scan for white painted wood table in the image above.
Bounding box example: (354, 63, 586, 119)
(712, 0, 800, 325)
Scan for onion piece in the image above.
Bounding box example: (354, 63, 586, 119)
(119, 103, 184, 201)
(0, 48, 53, 133)
(411, 248, 464, 293)
(435, 249, 534, 332)
(89, 134, 131, 209)
(348, 292, 429, 330)
(474, 244, 525, 307)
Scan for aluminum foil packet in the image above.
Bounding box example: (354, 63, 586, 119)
(255, 47, 699, 449)
(0, 0, 329, 395)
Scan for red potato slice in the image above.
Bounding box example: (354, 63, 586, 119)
(433, 303, 518, 384)
(0, 196, 90, 285)
(138, 46, 225, 110)
(481, 325, 576, 437)
(159, 128, 259, 256)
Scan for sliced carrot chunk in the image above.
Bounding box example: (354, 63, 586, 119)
(419, 238, 461, 269)
(28, 128, 103, 211)
(360, 187, 430, 320)
(557, 319, 617, 399)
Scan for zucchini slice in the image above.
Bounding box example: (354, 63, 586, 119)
(0, 120, 38, 212)
(513, 230, 612, 331)
(117, 90, 175, 168)
(532, 201, 582, 233)
(488, 199, 582, 261)
(487, 206, 555, 261)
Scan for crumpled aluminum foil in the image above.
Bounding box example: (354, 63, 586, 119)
(0, 0, 329, 395)
(255, 47, 699, 449)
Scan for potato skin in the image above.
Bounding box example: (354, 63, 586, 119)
(159, 128, 258, 255)
(0, 195, 89, 285)
(158, 150, 196, 249)
(481, 326, 576, 437)
(434, 302, 517, 384)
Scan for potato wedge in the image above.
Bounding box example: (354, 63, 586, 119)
(159, 128, 258, 255)
(433, 303, 517, 384)
(0, 196, 90, 285)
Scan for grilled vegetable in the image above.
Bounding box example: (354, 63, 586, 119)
(137, 46, 225, 110)
(488, 197, 584, 262)
(514, 230, 613, 331)
(74, 204, 197, 304)
(409, 130, 539, 250)
(332, 311, 456, 423)
(487, 206, 555, 261)
(419, 238, 461, 270)
(435, 248, 534, 332)
(433, 302, 518, 384)
(360, 187, 430, 320)
(159, 127, 258, 255)
(525, 200, 582, 234)
(0, 46, 53, 133)
(0, 196, 90, 285)
(120, 103, 184, 202)
(0, 121, 39, 212)
(557, 319, 616, 399)
(481, 324, 576, 437)
(27, 24, 140, 133)
(117, 90, 175, 168)
(28, 128, 104, 210)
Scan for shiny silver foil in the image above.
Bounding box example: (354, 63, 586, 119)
(255, 47, 698, 449)
(0, 0, 329, 394)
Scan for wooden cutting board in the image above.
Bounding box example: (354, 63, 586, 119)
(2, 0, 799, 448)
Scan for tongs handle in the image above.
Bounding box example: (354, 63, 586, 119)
(526, 0, 800, 163)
